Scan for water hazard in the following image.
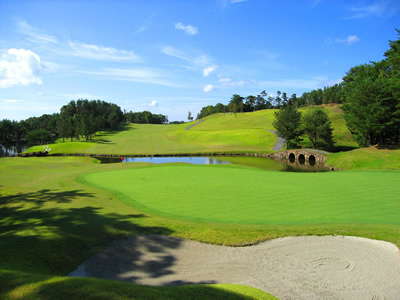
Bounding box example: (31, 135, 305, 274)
(96, 156, 328, 172)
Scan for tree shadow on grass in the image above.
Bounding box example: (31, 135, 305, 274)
(0, 188, 219, 296)
(1, 273, 262, 299)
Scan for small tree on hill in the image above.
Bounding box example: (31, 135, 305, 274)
(302, 108, 334, 149)
(273, 105, 303, 149)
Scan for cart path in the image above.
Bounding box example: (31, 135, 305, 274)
(266, 129, 286, 151)
(70, 235, 400, 300)
(185, 119, 203, 130)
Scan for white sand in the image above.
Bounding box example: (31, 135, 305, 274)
(70, 235, 400, 299)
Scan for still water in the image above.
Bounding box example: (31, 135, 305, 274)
(96, 156, 328, 172)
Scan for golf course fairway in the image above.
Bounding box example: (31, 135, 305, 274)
(81, 164, 400, 225)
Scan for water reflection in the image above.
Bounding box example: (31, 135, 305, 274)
(95, 156, 328, 172)
(123, 156, 230, 165)
(0, 144, 27, 157)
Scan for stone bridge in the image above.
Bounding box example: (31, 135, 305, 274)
(267, 150, 337, 170)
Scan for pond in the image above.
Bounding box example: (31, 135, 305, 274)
(96, 156, 329, 172)
(0, 144, 27, 157)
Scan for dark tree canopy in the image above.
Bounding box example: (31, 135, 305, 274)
(302, 108, 334, 150)
(341, 30, 400, 147)
(273, 105, 303, 150)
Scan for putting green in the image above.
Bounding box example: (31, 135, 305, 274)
(82, 164, 400, 225)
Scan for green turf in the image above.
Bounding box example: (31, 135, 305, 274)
(26, 106, 357, 155)
(82, 164, 400, 225)
(327, 147, 400, 170)
(28, 119, 277, 155)
(4, 106, 399, 299)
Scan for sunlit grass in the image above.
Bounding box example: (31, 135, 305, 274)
(83, 164, 400, 225)
(26, 106, 357, 155)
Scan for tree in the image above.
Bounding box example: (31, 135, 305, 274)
(302, 108, 334, 149)
(272, 106, 303, 150)
(187, 111, 193, 122)
(342, 61, 398, 147)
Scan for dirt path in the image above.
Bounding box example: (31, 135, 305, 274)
(70, 235, 400, 299)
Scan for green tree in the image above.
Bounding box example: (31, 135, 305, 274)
(302, 108, 334, 149)
(273, 105, 303, 150)
(342, 62, 398, 147)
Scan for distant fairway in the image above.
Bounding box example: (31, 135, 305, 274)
(82, 164, 400, 225)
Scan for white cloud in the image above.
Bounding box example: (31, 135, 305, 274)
(345, 1, 398, 19)
(17, 20, 57, 44)
(162, 46, 212, 70)
(326, 35, 360, 45)
(68, 42, 142, 62)
(203, 84, 215, 92)
(0, 48, 43, 88)
(149, 100, 159, 107)
(134, 25, 147, 34)
(78, 68, 182, 87)
(203, 65, 218, 77)
(220, 0, 248, 7)
(5, 99, 21, 103)
(175, 22, 199, 35)
(258, 77, 339, 90)
(218, 77, 245, 87)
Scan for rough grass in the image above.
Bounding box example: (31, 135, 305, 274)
(327, 147, 400, 170)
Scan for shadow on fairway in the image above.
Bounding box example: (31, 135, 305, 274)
(0, 189, 220, 296)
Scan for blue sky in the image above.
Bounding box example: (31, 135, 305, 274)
(0, 0, 399, 122)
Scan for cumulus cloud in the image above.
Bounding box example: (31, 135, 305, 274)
(0, 48, 43, 88)
(149, 100, 159, 107)
(203, 84, 215, 92)
(326, 35, 360, 45)
(175, 22, 199, 35)
(203, 65, 218, 77)
(68, 42, 142, 62)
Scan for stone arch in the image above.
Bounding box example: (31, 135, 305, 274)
(298, 153, 305, 165)
(309, 155, 316, 166)
(289, 153, 296, 163)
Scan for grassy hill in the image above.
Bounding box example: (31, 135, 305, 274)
(27, 105, 356, 155)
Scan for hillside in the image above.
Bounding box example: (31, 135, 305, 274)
(26, 106, 355, 155)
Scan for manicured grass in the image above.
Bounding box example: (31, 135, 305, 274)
(0, 157, 278, 299)
(26, 106, 357, 155)
(5, 107, 399, 299)
(28, 122, 276, 155)
(82, 164, 400, 225)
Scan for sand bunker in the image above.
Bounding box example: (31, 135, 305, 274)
(70, 235, 400, 299)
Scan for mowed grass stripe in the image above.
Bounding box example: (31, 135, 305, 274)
(82, 165, 400, 225)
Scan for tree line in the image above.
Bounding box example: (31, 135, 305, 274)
(0, 99, 169, 148)
(197, 83, 343, 119)
(274, 29, 400, 149)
